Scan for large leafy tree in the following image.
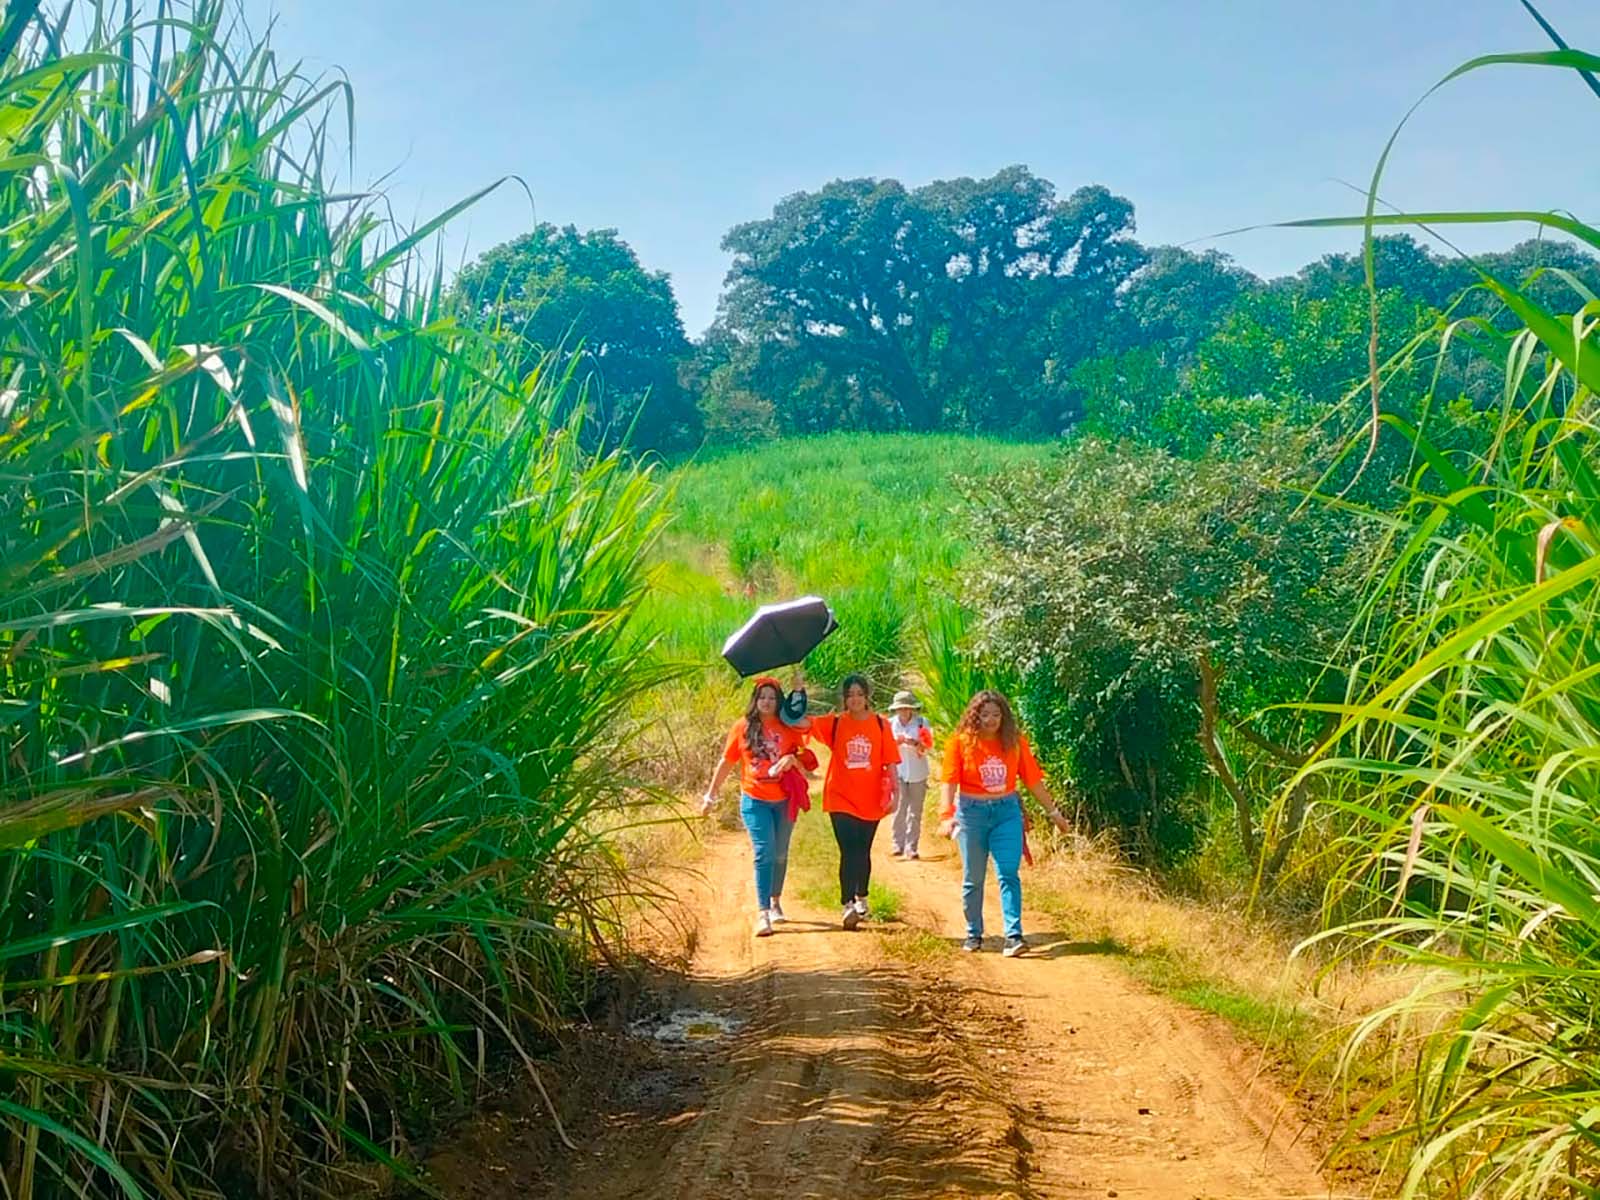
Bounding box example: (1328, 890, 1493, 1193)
(1069, 281, 1439, 463)
(454, 224, 699, 452)
(1293, 233, 1600, 325)
(1180, 285, 1436, 452)
(713, 166, 1145, 435)
(1062, 248, 1259, 439)
(1294, 233, 1466, 310)
(1117, 246, 1260, 361)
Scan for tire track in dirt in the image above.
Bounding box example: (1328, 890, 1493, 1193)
(546, 831, 1037, 1200)
(882, 842, 1342, 1198)
(429, 828, 1350, 1199)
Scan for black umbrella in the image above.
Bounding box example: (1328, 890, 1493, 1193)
(721, 595, 838, 677)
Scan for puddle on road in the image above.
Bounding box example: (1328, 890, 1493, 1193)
(629, 1008, 744, 1044)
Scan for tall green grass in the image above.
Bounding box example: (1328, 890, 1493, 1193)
(0, 6, 663, 1197)
(914, 596, 1020, 730)
(1287, 37, 1600, 1198)
(652, 433, 1049, 684)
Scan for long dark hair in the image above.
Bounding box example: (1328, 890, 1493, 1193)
(957, 689, 1020, 751)
(838, 673, 871, 711)
(744, 678, 782, 757)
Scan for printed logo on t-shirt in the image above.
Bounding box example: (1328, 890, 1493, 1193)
(978, 755, 1009, 793)
(845, 733, 873, 770)
(752, 726, 780, 772)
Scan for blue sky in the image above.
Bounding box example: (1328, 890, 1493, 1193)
(265, 1, 1600, 336)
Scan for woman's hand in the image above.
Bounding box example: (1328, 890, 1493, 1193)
(937, 817, 957, 839)
(768, 753, 799, 777)
(1030, 783, 1073, 836)
(698, 791, 716, 816)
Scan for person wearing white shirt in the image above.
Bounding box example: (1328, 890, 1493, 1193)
(888, 691, 932, 858)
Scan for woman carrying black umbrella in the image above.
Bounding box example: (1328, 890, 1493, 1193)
(702, 675, 811, 939)
(806, 674, 900, 930)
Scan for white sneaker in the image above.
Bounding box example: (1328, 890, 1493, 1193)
(755, 911, 774, 938)
(854, 897, 870, 917)
(769, 899, 787, 924)
(841, 904, 861, 931)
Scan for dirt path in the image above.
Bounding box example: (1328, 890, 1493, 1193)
(431, 823, 1348, 1200)
(880, 840, 1336, 1199)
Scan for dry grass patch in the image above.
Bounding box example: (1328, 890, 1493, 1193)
(1020, 829, 1418, 1180)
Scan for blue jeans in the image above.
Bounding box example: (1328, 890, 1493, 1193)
(740, 794, 795, 910)
(955, 794, 1024, 939)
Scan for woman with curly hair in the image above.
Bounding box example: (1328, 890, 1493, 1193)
(937, 690, 1070, 956)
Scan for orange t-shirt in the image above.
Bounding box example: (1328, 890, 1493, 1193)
(808, 712, 900, 820)
(940, 732, 1043, 816)
(723, 716, 808, 802)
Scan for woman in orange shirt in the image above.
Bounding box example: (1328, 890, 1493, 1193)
(806, 674, 900, 930)
(702, 675, 811, 938)
(937, 690, 1070, 956)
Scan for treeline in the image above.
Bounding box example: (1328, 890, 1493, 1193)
(453, 164, 1600, 453)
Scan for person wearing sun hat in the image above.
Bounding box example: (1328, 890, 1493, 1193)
(888, 690, 933, 858)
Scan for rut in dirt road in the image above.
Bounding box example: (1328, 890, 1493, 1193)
(520, 829, 1346, 1200)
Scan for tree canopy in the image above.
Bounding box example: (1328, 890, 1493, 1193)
(453, 223, 698, 453)
(452, 176, 1600, 462)
(712, 166, 1146, 435)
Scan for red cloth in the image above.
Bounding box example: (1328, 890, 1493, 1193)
(779, 748, 819, 823)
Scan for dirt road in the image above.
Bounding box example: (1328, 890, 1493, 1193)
(428, 825, 1344, 1200)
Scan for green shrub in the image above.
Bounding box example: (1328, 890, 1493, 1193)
(963, 435, 1374, 867)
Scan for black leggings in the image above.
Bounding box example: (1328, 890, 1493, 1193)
(830, 812, 881, 905)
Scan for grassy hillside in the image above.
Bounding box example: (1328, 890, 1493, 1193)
(634, 434, 1050, 787)
(647, 433, 1050, 676)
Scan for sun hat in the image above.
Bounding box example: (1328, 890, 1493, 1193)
(778, 687, 809, 727)
(890, 690, 921, 711)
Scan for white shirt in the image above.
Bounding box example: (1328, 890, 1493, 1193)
(889, 714, 931, 783)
